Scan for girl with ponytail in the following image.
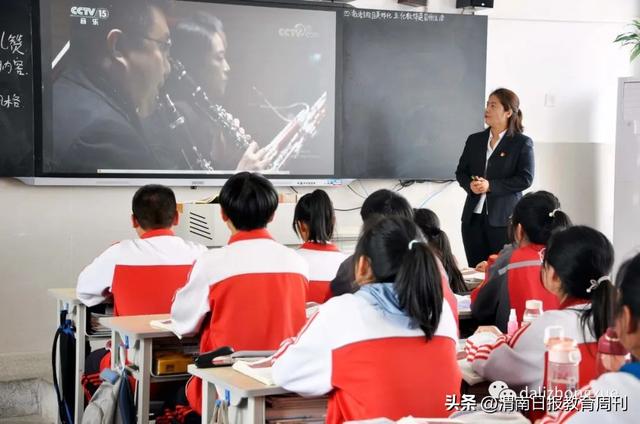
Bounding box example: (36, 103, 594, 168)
(539, 252, 640, 423)
(471, 191, 572, 332)
(468, 225, 614, 392)
(273, 216, 461, 423)
(414, 208, 467, 294)
(293, 189, 347, 303)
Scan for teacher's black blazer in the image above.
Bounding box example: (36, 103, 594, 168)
(455, 128, 535, 227)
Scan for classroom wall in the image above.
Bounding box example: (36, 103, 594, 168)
(0, 0, 638, 355)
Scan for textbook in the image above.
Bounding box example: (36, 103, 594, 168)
(232, 356, 276, 386)
(149, 318, 182, 339)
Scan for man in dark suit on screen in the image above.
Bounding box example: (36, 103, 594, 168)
(51, 0, 172, 173)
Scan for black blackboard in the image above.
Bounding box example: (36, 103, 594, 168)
(340, 10, 487, 180)
(0, 0, 34, 176)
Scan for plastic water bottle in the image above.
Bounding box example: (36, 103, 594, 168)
(545, 334, 581, 416)
(595, 327, 629, 377)
(522, 299, 543, 326)
(507, 308, 519, 336)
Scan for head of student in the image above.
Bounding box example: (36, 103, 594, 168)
(292, 189, 335, 244)
(360, 189, 413, 223)
(511, 191, 572, 247)
(171, 12, 230, 100)
(70, 0, 173, 118)
(219, 172, 278, 232)
(485, 88, 523, 136)
(354, 215, 444, 340)
(131, 184, 178, 233)
(413, 208, 466, 294)
(542, 226, 615, 340)
(614, 252, 640, 357)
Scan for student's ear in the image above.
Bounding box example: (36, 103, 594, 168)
(267, 213, 275, 224)
(106, 29, 128, 69)
(172, 210, 179, 227)
(354, 255, 375, 286)
(543, 264, 562, 297)
(131, 214, 140, 229)
(220, 208, 229, 223)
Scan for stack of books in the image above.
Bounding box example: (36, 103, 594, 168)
(265, 394, 328, 423)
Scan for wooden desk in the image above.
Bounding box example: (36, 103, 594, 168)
(188, 364, 289, 424)
(48, 288, 92, 424)
(99, 314, 177, 424)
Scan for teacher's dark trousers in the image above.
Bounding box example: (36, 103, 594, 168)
(461, 212, 508, 268)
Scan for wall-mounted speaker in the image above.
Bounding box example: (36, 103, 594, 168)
(456, 0, 494, 8)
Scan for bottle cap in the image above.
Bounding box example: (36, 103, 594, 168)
(548, 339, 581, 364)
(597, 328, 629, 356)
(525, 299, 543, 311)
(509, 308, 517, 321)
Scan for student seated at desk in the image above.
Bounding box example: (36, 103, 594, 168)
(330, 189, 414, 297)
(170, 172, 309, 418)
(293, 189, 348, 303)
(467, 226, 614, 392)
(414, 208, 467, 294)
(76, 184, 206, 396)
(76, 184, 206, 312)
(272, 216, 461, 423)
(540, 252, 640, 423)
(471, 191, 572, 332)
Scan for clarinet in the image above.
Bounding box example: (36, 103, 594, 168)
(159, 90, 214, 171)
(168, 58, 252, 151)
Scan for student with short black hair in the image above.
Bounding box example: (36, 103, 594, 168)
(293, 190, 348, 303)
(76, 184, 206, 397)
(171, 172, 309, 417)
(468, 226, 614, 392)
(77, 184, 206, 312)
(330, 189, 413, 297)
(540, 252, 640, 423)
(414, 208, 467, 294)
(273, 216, 461, 423)
(470, 191, 572, 331)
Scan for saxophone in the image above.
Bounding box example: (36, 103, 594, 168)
(168, 58, 252, 151)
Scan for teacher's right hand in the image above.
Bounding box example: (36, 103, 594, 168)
(470, 180, 484, 195)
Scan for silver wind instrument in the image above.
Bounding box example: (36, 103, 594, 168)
(168, 57, 252, 151)
(262, 91, 327, 172)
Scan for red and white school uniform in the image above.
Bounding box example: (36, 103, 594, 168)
(76, 228, 206, 313)
(471, 243, 560, 332)
(76, 229, 205, 395)
(170, 229, 309, 415)
(540, 362, 640, 423)
(272, 282, 460, 423)
(297, 241, 348, 304)
(467, 299, 598, 391)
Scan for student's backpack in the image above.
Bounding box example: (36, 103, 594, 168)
(82, 368, 136, 424)
(52, 309, 77, 424)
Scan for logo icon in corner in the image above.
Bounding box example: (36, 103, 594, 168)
(488, 380, 518, 401)
(278, 24, 319, 39)
(70, 6, 110, 25)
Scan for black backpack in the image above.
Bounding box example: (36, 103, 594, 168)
(52, 308, 77, 424)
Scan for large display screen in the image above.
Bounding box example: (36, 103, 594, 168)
(39, 0, 338, 177)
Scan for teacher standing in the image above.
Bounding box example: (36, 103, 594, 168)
(455, 88, 534, 267)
